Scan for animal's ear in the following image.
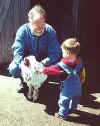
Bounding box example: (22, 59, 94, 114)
(24, 57, 30, 67)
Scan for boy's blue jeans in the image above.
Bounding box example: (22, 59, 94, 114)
(58, 81, 82, 118)
(58, 95, 81, 117)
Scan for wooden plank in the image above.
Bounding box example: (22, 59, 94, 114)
(0, 0, 31, 64)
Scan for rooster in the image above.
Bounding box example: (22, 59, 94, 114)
(20, 56, 47, 102)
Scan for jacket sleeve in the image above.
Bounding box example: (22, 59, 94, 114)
(43, 65, 62, 75)
(42, 64, 68, 80)
(12, 26, 25, 66)
(8, 26, 25, 77)
(42, 29, 62, 65)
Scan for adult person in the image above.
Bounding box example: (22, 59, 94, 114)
(8, 4, 61, 92)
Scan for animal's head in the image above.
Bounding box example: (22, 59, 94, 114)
(21, 56, 36, 82)
(24, 56, 36, 68)
(24, 57, 30, 67)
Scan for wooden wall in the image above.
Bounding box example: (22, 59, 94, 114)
(79, 0, 99, 90)
(0, 0, 31, 64)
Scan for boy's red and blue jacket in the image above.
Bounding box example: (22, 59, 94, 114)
(43, 57, 82, 81)
(43, 57, 82, 98)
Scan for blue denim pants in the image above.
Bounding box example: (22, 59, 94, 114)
(58, 79, 82, 117)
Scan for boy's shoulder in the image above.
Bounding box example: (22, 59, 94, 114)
(61, 57, 82, 66)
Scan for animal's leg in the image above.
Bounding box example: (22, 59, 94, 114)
(32, 88, 39, 102)
(27, 85, 33, 100)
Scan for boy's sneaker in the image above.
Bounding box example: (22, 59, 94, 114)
(55, 113, 67, 120)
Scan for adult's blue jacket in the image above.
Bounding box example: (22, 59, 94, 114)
(8, 23, 61, 77)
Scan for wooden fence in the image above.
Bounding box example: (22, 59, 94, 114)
(0, 0, 31, 64)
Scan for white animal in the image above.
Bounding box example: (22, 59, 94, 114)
(20, 56, 47, 102)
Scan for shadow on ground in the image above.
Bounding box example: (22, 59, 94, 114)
(38, 80, 60, 115)
(67, 110, 100, 126)
(0, 63, 100, 123)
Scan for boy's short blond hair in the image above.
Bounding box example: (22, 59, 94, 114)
(61, 38, 80, 55)
(28, 5, 46, 22)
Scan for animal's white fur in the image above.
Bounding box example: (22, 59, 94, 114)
(20, 56, 47, 101)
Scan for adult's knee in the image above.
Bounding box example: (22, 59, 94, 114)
(8, 62, 21, 78)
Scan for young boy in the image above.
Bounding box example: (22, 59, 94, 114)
(38, 38, 83, 119)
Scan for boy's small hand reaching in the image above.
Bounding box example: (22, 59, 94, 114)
(36, 68, 43, 74)
(35, 64, 44, 74)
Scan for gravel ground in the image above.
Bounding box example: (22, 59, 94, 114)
(0, 75, 100, 126)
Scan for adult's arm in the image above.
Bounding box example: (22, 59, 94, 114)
(42, 28, 62, 66)
(12, 26, 25, 66)
(8, 25, 25, 77)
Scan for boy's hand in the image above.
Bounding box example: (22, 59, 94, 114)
(36, 68, 43, 74)
(35, 63, 44, 74)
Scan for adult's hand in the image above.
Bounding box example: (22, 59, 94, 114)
(41, 59, 47, 66)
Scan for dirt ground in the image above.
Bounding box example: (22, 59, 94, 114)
(0, 65, 100, 126)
